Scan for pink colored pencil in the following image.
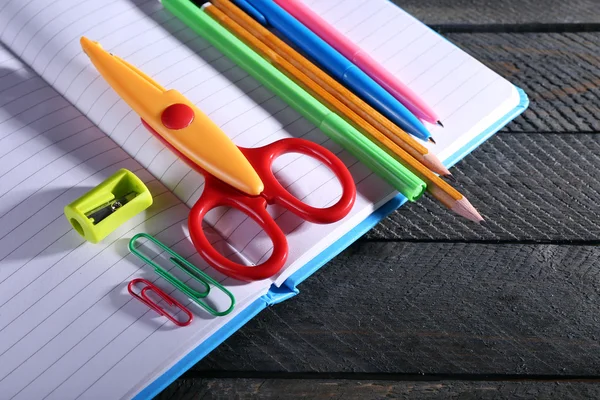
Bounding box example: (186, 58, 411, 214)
(273, 0, 443, 127)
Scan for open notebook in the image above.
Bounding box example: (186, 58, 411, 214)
(0, 0, 527, 398)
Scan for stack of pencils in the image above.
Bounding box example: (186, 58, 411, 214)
(165, 0, 484, 223)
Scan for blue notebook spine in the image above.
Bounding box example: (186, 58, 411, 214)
(263, 281, 300, 306)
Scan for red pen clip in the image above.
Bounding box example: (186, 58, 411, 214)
(128, 278, 193, 327)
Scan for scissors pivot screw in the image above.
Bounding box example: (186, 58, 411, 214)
(161, 103, 195, 130)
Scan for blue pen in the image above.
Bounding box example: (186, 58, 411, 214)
(232, 0, 434, 143)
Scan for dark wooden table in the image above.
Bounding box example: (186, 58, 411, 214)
(157, 0, 600, 398)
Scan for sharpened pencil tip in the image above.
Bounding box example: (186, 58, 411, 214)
(437, 120, 444, 128)
(428, 137, 436, 144)
(446, 174, 457, 183)
(451, 198, 484, 223)
(422, 153, 450, 176)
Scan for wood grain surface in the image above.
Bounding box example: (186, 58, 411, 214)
(448, 33, 600, 133)
(368, 31, 600, 241)
(157, 378, 600, 399)
(156, 0, 600, 398)
(368, 133, 600, 241)
(192, 241, 600, 375)
(391, 0, 600, 26)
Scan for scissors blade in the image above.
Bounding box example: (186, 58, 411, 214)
(80, 37, 264, 197)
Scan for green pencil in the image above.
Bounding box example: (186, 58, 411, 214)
(162, 0, 427, 201)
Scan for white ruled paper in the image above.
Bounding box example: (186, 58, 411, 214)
(0, 42, 272, 400)
(0, 0, 521, 398)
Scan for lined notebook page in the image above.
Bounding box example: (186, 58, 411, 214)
(0, 43, 273, 400)
(0, 0, 400, 290)
(0, 0, 521, 398)
(306, 0, 520, 161)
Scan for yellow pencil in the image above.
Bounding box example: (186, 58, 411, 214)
(206, 0, 483, 222)
(209, 0, 450, 177)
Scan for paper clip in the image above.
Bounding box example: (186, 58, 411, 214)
(128, 233, 236, 317)
(128, 278, 193, 327)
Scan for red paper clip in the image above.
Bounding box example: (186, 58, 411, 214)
(128, 278, 193, 327)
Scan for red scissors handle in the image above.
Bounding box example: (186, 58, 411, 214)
(188, 174, 289, 281)
(240, 138, 356, 224)
(141, 119, 355, 281)
(188, 138, 356, 282)
(142, 119, 287, 281)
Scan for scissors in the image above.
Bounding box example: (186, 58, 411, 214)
(80, 37, 356, 281)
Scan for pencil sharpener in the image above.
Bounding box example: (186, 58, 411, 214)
(64, 168, 153, 244)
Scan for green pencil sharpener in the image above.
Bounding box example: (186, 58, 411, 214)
(64, 168, 153, 244)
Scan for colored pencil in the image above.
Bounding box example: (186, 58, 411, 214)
(274, 0, 443, 126)
(206, 0, 483, 222)
(210, 0, 449, 177)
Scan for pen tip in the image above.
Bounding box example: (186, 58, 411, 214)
(437, 120, 444, 128)
(428, 137, 436, 144)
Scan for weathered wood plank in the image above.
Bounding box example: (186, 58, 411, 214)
(368, 133, 600, 241)
(158, 378, 600, 400)
(390, 0, 600, 26)
(189, 242, 600, 375)
(364, 31, 600, 240)
(446, 32, 600, 133)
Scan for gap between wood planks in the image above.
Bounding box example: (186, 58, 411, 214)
(431, 23, 600, 34)
(179, 371, 600, 383)
(359, 238, 600, 245)
(496, 134, 600, 135)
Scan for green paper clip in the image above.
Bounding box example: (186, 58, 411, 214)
(128, 233, 236, 317)
(64, 169, 153, 243)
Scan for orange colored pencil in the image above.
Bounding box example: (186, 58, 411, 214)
(206, 1, 483, 222)
(209, 0, 449, 177)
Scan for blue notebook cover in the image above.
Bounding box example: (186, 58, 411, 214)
(132, 2, 530, 397)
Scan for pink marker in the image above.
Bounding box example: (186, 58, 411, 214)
(273, 0, 443, 127)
